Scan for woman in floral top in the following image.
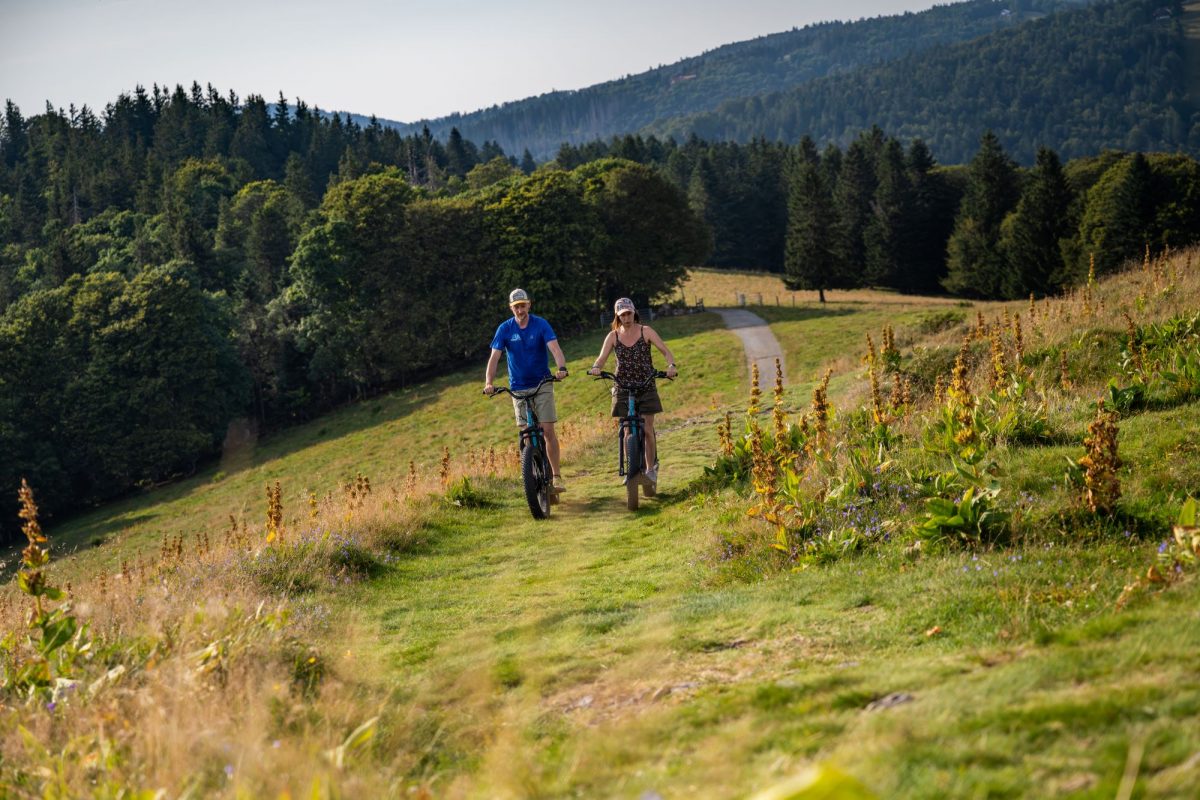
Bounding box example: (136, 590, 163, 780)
(588, 297, 678, 484)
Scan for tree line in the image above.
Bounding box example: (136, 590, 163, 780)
(3, 78, 1199, 535)
(781, 130, 1200, 300)
(0, 88, 706, 536)
(551, 129, 1200, 297)
(648, 0, 1195, 165)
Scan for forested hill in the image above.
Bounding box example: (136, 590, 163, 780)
(386, 0, 1087, 159)
(649, 0, 1195, 163)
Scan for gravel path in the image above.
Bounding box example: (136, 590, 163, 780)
(713, 308, 786, 384)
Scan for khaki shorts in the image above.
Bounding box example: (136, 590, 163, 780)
(512, 384, 558, 426)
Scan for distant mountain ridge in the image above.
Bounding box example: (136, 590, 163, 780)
(375, 0, 1091, 159)
(646, 0, 1194, 163)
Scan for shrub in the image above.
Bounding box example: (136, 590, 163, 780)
(913, 485, 1010, 547)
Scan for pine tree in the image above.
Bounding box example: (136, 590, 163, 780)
(784, 149, 844, 303)
(2, 101, 28, 169)
(897, 139, 948, 293)
(1076, 152, 1152, 276)
(864, 138, 910, 288)
(1000, 146, 1073, 296)
(833, 139, 875, 278)
(942, 131, 1020, 298)
(520, 149, 536, 175)
(445, 127, 475, 179)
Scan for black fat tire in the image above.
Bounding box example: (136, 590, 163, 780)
(625, 430, 642, 511)
(522, 442, 551, 519)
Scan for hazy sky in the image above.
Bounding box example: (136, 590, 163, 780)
(2, 0, 937, 123)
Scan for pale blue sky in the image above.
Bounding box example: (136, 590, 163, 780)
(2, 0, 937, 122)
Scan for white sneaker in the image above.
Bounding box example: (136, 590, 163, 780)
(644, 467, 658, 484)
(552, 475, 566, 492)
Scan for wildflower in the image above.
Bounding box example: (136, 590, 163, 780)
(266, 481, 283, 543)
(748, 361, 762, 416)
(1077, 400, 1121, 513)
(807, 369, 832, 458)
(717, 411, 734, 458)
(772, 358, 788, 447)
(988, 327, 1007, 393)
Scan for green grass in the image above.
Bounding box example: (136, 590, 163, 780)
(9, 280, 1200, 798)
(330, 463, 1200, 797)
(27, 312, 744, 577)
(753, 304, 945, 385)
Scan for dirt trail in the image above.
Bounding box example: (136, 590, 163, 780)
(713, 308, 786, 384)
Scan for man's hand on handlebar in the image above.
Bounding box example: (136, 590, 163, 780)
(483, 383, 496, 396)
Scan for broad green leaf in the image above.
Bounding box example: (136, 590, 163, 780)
(39, 616, 77, 655)
(1179, 497, 1198, 528)
(749, 763, 877, 800)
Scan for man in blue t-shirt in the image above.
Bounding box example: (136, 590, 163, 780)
(484, 288, 569, 491)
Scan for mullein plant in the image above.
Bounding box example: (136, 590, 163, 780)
(862, 333, 901, 451)
(972, 309, 985, 341)
(806, 369, 833, 460)
(266, 481, 283, 543)
(2, 480, 89, 704)
(890, 372, 912, 414)
(748, 361, 762, 416)
(1074, 400, 1121, 514)
(880, 324, 900, 372)
(772, 358, 788, 448)
(717, 411, 735, 458)
(1059, 350, 1073, 391)
(1012, 313, 1025, 368)
(937, 336, 983, 464)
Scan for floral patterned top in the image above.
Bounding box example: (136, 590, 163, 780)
(615, 326, 655, 385)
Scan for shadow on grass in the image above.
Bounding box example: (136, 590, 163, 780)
(1, 510, 161, 581)
(1029, 504, 1172, 542)
(742, 306, 858, 326)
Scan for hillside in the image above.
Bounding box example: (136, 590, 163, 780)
(1186, 0, 1200, 95)
(385, 0, 1086, 159)
(3, 252, 1199, 796)
(648, 0, 1195, 163)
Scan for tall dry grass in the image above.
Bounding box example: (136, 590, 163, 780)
(0, 393, 623, 796)
(667, 267, 966, 308)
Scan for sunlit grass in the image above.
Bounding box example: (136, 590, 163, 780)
(3, 251, 1200, 797)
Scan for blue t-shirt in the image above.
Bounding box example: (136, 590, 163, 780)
(490, 315, 558, 390)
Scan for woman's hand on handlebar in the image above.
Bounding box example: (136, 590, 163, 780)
(587, 367, 602, 377)
(665, 365, 678, 379)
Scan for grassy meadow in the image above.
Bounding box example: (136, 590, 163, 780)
(2, 251, 1200, 798)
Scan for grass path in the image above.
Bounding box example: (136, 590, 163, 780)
(337, 406, 1200, 797)
(13, 278, 1200, 797)
(327, 302, 1200, 798)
